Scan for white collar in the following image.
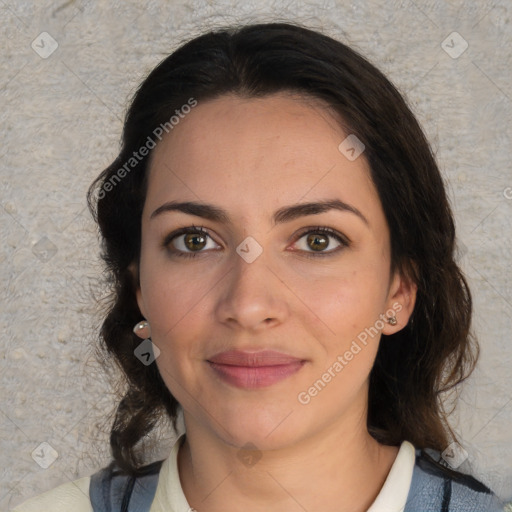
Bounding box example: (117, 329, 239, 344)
(366, 439, 416, 512)
(150, 433, 416, 512)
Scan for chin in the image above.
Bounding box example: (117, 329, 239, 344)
(214, 413, 304, 451)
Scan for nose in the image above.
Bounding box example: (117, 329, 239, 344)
(214, 248, 289, 331)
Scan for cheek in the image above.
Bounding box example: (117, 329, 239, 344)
(142, 271, 209, 401)
(301, 272, 384, 405)
(306, 267, 385, 332)
(139, 237, 203, 328)
(300, 266, 389, 385)
(143, 274, 201, 339)
(139, 259, 214, 367)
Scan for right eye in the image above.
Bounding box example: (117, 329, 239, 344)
(163, 226, 221, 259)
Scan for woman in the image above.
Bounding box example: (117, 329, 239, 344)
(13, 22, 505, 512)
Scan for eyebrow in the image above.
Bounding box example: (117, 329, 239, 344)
(150, 198, 369, 227)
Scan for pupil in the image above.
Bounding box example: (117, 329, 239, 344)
(186, 233, 205, 250)
(309, 233, 327, 251)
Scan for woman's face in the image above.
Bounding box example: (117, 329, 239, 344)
(136, 92, 416, 449)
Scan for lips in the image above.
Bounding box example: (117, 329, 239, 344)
(208, 349, 303, 366)
(207, 350, 306, 389)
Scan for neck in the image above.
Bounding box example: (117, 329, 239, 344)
(177, 410, 399, 512)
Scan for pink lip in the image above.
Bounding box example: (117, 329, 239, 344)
(207, 350, 306, 389)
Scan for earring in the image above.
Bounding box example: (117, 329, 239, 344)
(387, 316, 397, 326)
(133, 320, 151, 339)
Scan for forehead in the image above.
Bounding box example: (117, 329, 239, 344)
(144, 92, 381, 227)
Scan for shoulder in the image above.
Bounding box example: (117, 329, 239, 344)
(405, 449, 506, 511)
(11, 476, 92, 512)
(11, 457, 165, 512)
(88, 458, 164, 510)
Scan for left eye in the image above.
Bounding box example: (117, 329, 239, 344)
(292, 227, 348, 256)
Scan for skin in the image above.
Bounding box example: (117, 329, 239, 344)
(135, 92, 417, 512)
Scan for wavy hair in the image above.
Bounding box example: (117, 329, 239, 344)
(87, 21, 478, 476)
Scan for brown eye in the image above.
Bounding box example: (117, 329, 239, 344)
(292, 226, 349, 257)
(306, 232, 329, 252)
(183, 232, 207, 251)
(163, 226, 220, 259)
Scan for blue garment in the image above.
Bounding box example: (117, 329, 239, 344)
(89, 449, 505, 512)
(404, 451, 505, 511)
(90, 459, 163, 512)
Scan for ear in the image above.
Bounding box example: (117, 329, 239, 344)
(128, 262, 147, 319)
(382, 263, 418, 335)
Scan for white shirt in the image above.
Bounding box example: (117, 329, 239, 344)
(12, 434, 416, 512)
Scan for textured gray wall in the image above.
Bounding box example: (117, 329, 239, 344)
(1, 0, 511, 509)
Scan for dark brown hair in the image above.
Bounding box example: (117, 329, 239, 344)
(87, 21, 478, 476)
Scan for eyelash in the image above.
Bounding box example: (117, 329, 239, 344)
(163, 225, 350, 259)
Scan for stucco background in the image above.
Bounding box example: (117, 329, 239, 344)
(1, 0, 511, 509)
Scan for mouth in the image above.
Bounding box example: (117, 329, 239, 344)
(206, 350, 306, 389)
